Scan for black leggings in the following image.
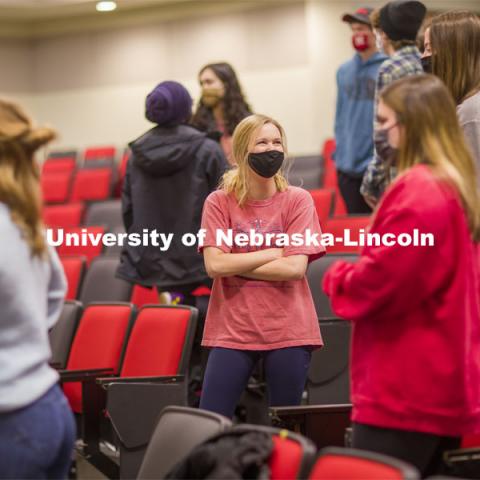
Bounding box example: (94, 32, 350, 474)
(352, 422, 461, 478)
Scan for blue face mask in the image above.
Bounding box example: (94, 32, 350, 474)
(248, 150, 284, 178)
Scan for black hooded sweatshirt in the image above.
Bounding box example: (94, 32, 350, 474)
(116, 124, 227, 290)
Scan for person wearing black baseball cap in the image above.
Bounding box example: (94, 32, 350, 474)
(333, 7, 387, 213)
(360, 0, 426, 206)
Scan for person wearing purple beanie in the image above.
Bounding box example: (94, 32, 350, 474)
(117, 80, 227, 310)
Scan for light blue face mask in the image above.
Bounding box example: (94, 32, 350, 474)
(375, 32, 384, 53)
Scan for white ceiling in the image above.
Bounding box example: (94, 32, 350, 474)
(0, 0, 186, 20)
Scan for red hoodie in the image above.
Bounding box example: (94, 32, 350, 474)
(323, 164, 480, 436)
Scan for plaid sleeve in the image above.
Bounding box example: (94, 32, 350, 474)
(360, 152, 390, 199)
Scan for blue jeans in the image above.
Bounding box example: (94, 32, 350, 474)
(200, 346, 312, 418)
(0, 384, 76, 479)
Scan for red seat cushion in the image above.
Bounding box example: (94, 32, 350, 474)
(120, 307, 191, 377)
(70, 168, 112, 202)
(130, 285, 159, 308)
(323, 216, 371, 253)
(63, 304, 132, 413)
(41, 172, 72, 204)
(310, 189, 334, 224)
(43, 203, 84, 228)
(309, 454, 404, 480)
(84, 146, 116, 162)
(269, 434, 303, 480)
(55, 226, 105, 265)
(42, 157, 76, 175)
(60, 256, 86, 300)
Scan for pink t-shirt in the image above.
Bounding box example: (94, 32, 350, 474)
(200, 186, 325, 350)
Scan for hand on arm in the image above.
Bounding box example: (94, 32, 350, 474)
(241, 254, 308, 281)
(203, 247, 283, 279)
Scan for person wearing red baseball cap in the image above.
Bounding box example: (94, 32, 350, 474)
(333, 7, 387, 214)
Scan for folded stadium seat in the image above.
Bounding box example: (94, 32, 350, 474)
(114, 148, 130, 197)
(49, 300, 83, 369)
(307, 319, 351, 405)
(321, 139, 348, 216)
(43, 202, 85, 229)
(84, 199, 122, 231)
(41, 171, 73, 204)
(308, 447, 420, 479)
(322, 216, 371, 254)
(78, 256, 133, 305)
(85, 305, 198, 478)
(60, 302, 136, 414)
(56, 226, 106, 265)
(69, 167, 113, 203)
(84, 146, 116, 165)
(42, 156, 76, 176)
(288, 155, 323, 190)
(130, 284, 159, 308)
(60, 255, 87, 300)
(306, 253, 358, 318)
(137, 406, 232, 480)
(461, 434, 480, 448)
(234, 424, 317, 480)
(309, 189, 335, 225)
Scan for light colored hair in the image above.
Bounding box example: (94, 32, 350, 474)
(220, 114, 289, 206)
(381, 75, 480, 241)
(430, 11, 480, 104)
(0, 99, 56, 257)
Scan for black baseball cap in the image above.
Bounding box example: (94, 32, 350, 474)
(342, 7, 374, 26)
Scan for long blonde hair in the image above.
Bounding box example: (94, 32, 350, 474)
(381, 75, 480, 241)
(220, 114, 289, 206)
(430, 11, 480, 104)
(0, 99, 56, 257)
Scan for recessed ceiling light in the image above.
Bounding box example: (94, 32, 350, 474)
(96, 1, 117, 12)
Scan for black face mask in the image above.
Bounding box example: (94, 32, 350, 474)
(421, 55, 432, 74)
(248, 150, 284, 178)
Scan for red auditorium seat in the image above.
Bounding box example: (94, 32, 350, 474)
(60, 255, 86, 300)
(321, 139, 348, 216)
(323, 215, 371, 254)
(234, 425, 316, 479)
(310, 189, 334, 224)
(308, 447, 420, 479)
(61, 303, 135, 414)
(130, 285, 159, 308)
(462, 434, 480, 448)
(56, 226, 106, 264)
(42, 156, 76, 175)
(84, 146, 116, 164)
(41, 171, 72, 204)
(43, 203, 84, 228)
(115, 148, 130, 197)
(69, 168, 113, 203)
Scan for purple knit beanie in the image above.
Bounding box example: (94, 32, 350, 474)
(145, 81, 192, 126)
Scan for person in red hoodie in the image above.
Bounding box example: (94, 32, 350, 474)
(323, 74, 480, 477)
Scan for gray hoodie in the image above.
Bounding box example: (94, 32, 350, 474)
(0, 203, 66, 412)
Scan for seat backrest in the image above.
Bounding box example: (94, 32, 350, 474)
(42, 157, 76, 175)
(70, 167, 113, 203)
(309, 189, 335, 224)
(308, 447, 420, 480)
(49, 300, 83, 369)
(119, 305, 197, 378)
(307, 253, 358, 318)
(63, 302, 134, 413)
(307, 319, 351, 404)
(84, 146, 116, 164)
(43, 202, 85, 228)
(137, 406, 232, 480)
(78, 255, 132, 305)
(41, 171, 73, 204)
(56, 226, 106, 264)
(323, 216, 371, 253)
(47, 149, 77, 161)
(288, 155, 323, 190)
(60, 255, 87, 300)
(234, 424, 316, 479)
(130, 284, 159, 308)
(84, 199, 122, 230)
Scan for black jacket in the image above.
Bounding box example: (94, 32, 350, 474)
(116, 124, 227, 289)
(165, 430, 273, 479)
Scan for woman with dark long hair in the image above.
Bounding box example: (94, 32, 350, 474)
(191, 62, 252, 164)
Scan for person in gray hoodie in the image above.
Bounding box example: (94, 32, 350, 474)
(116, 81, 228, 304)
(0, 99, 74, 479)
